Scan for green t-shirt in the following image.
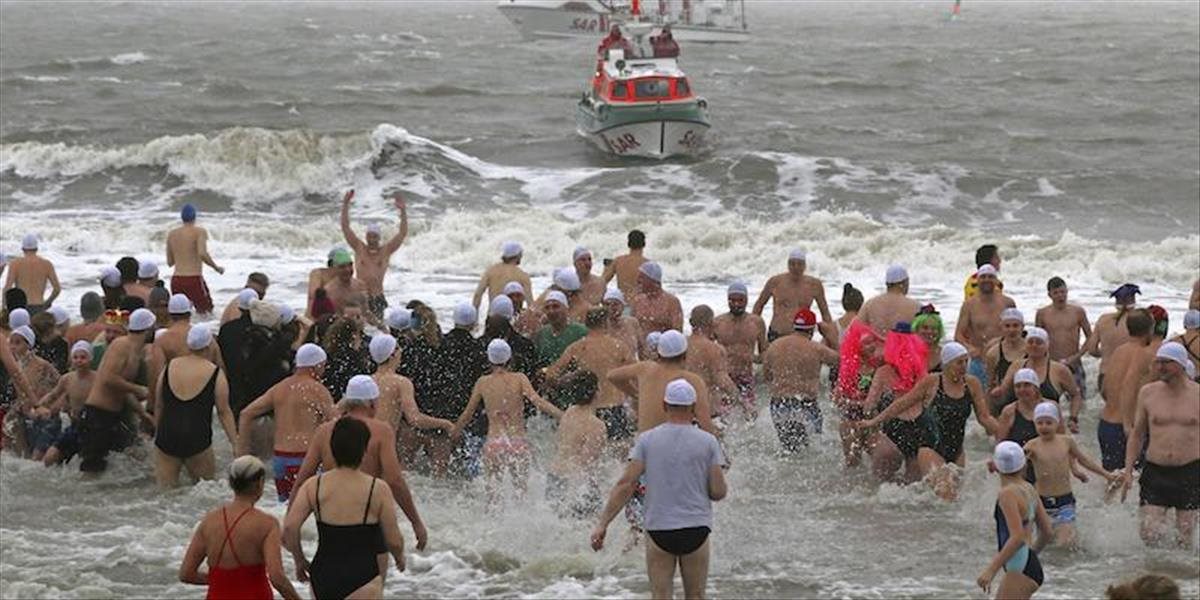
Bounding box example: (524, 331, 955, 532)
(534, 323, 587, 369)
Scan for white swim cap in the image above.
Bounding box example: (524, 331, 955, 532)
(885, 264, 909, 284)
(573, 246, 592, 261)
(249, 300, 281, 329)
(186, 325, 213, 351)
(727, 281, 748, 297)
(366, 224, 382, 236)
(639, 262, 663, 283)
(49, 306, 69, 325)
(487, 338, 512, 365)
(137, 260, 159, 280)
(503, 281, 526, 296)
(501, 241, 523, 258)
(386, 308, 411, 331)
(554, 269, 581, 292)
(940, 342, 969, 365)
(489, 296, 514, 319)
(453, 302, 477, 327)
(343, 375, 380, 402)
(1000, 308, 1024, 323)
(1013, 368, 1040, 387)
(168, 294, 193, 315)
(71, 340, 93, 357)
(1185, 309, 1200, 330)
(657, 330, 687, 358)
(603, 287, 625, 304)
(993, 441, 1026, 475)
(8, 308, 30, 330)
(369, 334, 398, 364)
(128, 308, 156, 332)
(10, 325, 35, 348)
(544, 290, 568, 307)
(664, 378, 697, 406)
(278, 304, 296, 325)
(21, 234, 38, 251)
(295, 343, 327, 368)
(1033, 401, 1059, 423)
(1025, 327, 1049, 343)
(100, 266, 121, 288)
(646, 331, 661, 351)
(237, 288, 258, 310)
(977, 264, 998, 277)
(788, 248, 807, 261)
(1155, 341, 1190, 371)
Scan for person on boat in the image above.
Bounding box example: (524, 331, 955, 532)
(179, 455, 300, 600)
(597, 24, 634, 60)
(651, 25, 679, 58)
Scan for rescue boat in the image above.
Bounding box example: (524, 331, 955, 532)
(575, 27, 710, 159)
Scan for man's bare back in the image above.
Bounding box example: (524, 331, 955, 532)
(166, 225, 218, 277)
(602, 253, 647, 299)
(548, 333, 631, 409)
(238, 373, 335, 454)
(762, 334, 840, 398)
(474, 263, 533, 310)
(629, 291, 682, 340)
(684, 335, 735, 402)
(608, 361, 712, 433)
(4, 254, 60, 306)
(856, 292, 920, 336)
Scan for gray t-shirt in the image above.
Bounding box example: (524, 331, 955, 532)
(629, 422, 725, 531)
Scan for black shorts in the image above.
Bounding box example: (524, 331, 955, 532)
(78, 405, 132, 473)
(594, 405, 634, 441)
(648, 526, 710, 556)
(1139, 460, 1200, 511)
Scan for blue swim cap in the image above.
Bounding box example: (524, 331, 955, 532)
(181, 203, 197, 223)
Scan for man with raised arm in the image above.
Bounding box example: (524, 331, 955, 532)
(340, 189, 408, 320)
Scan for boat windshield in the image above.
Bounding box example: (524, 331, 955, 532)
(634, 78, 671, 98)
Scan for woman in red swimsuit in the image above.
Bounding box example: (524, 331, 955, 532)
(179, 456, 300, 600)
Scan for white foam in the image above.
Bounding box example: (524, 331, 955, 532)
(1035, 176, 1064, 196)
(110, 51, 150, 65)
(19, 75, 69, 83)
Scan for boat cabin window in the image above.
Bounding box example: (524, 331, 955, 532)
(611, 82, 628, 98)
(675, 78, 690, 95)
(634, 78, 671, 98)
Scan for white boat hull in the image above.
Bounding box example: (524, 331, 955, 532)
(577, 120, 709, 159)
(496, 4, 749, 43)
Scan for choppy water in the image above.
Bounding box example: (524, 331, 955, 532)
(1, 1, 1198, 598)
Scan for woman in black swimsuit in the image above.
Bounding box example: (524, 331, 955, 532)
(284, 417, 406, 600)
(992, 327, 1082, 432)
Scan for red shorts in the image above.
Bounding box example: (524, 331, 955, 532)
(170, 275, 213, 313)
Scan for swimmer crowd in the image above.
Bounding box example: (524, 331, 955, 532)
(1, 190, 1198, 600)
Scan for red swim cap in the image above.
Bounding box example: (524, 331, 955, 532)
(793, 308, 817, 330)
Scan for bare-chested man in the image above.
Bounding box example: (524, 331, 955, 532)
(340, 189, 408, 319)
(1085, 283, 1140, 396)
(685, 305, 737, 419)
(322, 249, 369, 312)
(1098, 309, 1154, 471)
(166, 204, 224, 315)
(367, 334, 455, 460)
(713, 284, 767, 420)
(547, 309, 634, 443)
(547, 371, 607, 518)
(1035, 277, 1092, 397)
(628, 262, 682, 354)
(954, 264, 1016, 384)
(602, 288, 640, 361)
(237, 344, 336, 501)
(573, 247, 606, 306)
(220, 273, 270, 324)
(602, 229, 649, 300)
(290, 375, 428, 550)
(762, 308, 840, 453)
(78, 308, 157, 474)
(3, 234, 60, 313)
(40, 341, 96, 466)
(752, 249, 833, 342)
(1119, 342, 1200, 548)
(473, 242, 533, 311)
(856, 265, 921, 336)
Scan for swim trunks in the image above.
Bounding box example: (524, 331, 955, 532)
(170, 275, 213, 314)
(272, 450, 306, 502)
(1139, 460, 1200, 510)
(968, 357, 988, 388)
(728, 373, 758, 416)
(78, 404, 133, 473)
(368, 294, 388, 320)
(482, 435, 531, 469)
(51, 422, 81, 462)
(27, 415, 61, 453)
(647, 526, 710, 556)
(1041, 492, 1077, 526)
(1097, 419, 1126, 471)
(769, 396, 821, 453)
(594, 405, 634, 441)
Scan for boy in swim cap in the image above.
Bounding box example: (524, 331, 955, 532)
(40, 341, 97, 466)
(166, 204, 224, 315)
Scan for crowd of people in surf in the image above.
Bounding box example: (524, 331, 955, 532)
(1, 189, 1197, 600)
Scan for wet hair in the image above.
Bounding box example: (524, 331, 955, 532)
(585, 307, 607, 329)
(689, 304, 714, 328)
(975, 244, 998, 268)
(408, 302, 442, 347)
(1125, 309, 1153, 337)
(228, 455, 266, 495)
(1105, 574, 1181, 600)
(4, 288, 27, 311)
(30, 312, 56, 339)
(331, 416, 370, 468)
(116, 257, 139, 283)
(841, 283, 864, 312)
(323, 318, 360, 358)
(628, 229, 646, 249)
(119, 295, 146, 312)
(247, 272, 270, 288)
(558, 370, 599, 406)
(148, 286, 170, 308)
(80, 292, 104, 321)
(1047, 276, 1066, 292)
